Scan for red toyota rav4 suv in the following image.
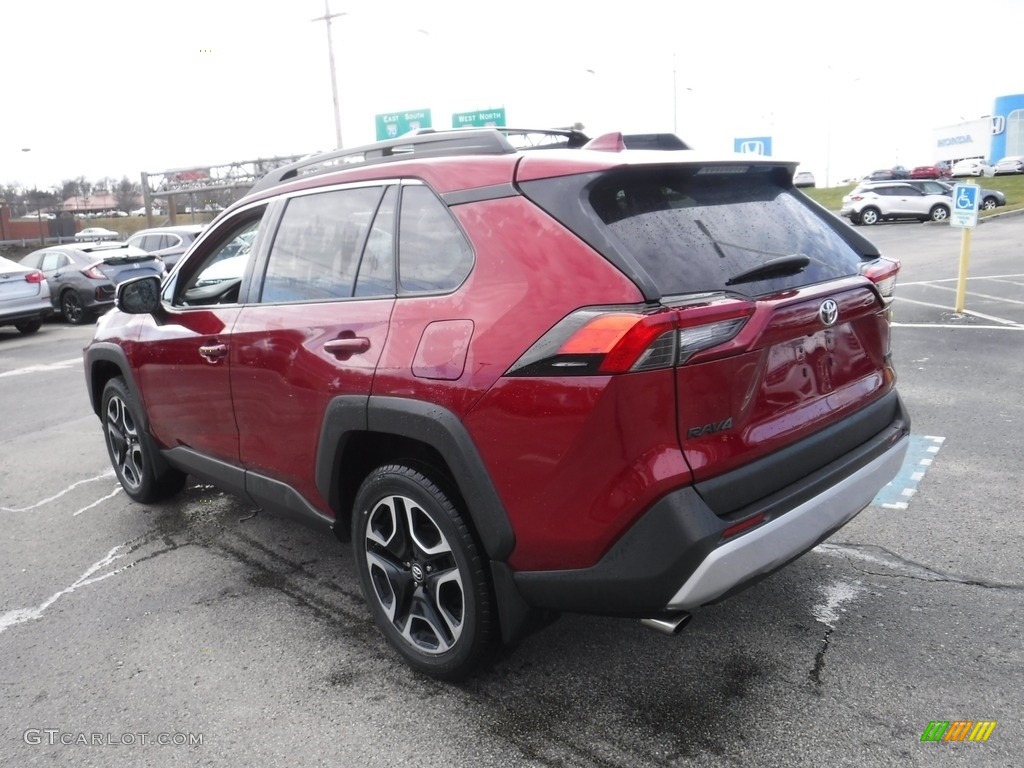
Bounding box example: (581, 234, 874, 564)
(84, 128, 910, 679)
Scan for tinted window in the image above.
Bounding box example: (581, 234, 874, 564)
(590, 169, 865, 297)
(261, 187, 382, 303)
(397, 185, 473, 294)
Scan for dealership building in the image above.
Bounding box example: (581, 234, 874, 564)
(933, 93, 1024, 164)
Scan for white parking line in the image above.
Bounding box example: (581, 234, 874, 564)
(0, 545, 127, 635)
(925, 283, 1024, 307)
(73, 487, 123, 517)
(895, 297, 1023, 327)
(0, 357, 81, 378)
(900, 273, 1024, 286)
(1, 469, 115, 512)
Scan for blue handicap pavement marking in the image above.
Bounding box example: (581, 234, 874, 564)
(872, 434, 945, 510)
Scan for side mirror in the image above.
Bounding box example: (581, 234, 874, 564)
(116, 275, 162, 315)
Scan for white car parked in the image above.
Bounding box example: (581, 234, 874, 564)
(840, 182, 951, 225)
(950, 158, 994, 177)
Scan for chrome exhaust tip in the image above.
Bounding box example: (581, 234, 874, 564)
(640, 612, 692, 636)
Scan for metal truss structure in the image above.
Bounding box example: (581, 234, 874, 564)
(139, 154, 308, 224)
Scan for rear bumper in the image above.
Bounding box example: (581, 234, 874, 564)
(512, 391, 910, 617)
(665, 433, 907, 610)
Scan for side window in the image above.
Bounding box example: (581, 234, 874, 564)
(397, 185, 473, 294)
(354, 186, 397, 298)
(171, 209, 266, 307)
(40, 252, 63, 271)
(260, 187, 382, 304)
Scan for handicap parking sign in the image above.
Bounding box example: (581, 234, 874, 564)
(951, 183, 979, 228)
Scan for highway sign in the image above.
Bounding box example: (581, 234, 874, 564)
(951, 183, 979, 228)
(452, 108, 506, 128)
(375, 109, 433, 140)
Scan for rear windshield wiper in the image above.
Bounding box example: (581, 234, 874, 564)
(725, 254, 810, 286)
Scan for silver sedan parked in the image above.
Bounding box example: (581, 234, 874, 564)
(993, 155, 1024, 175)
(0, 255, 52, 334)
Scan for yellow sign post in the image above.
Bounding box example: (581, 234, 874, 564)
(950, 181, 980, 313)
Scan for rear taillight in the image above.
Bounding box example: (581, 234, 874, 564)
(860, 257, 900, 306)
(506, 300, 754, 377)
(82, 266, 106, 280)
(25, 270, 44, 284)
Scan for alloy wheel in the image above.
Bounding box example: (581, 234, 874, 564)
(362, 493, 465, 654)
(61, 291, 86, 324)
(105, 394, 144, 493)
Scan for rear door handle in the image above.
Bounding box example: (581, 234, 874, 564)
(198, 343, 228, 362)
(324, 336, 370, 359)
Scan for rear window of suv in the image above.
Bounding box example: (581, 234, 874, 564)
(589, 168, 866, 297)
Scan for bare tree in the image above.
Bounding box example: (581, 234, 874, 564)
(114, 177, 141, 213)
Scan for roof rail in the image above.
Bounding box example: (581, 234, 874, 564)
(365, 126, 592, 150)
(249, 127, 594, 195)
(251, 129, 521, 194)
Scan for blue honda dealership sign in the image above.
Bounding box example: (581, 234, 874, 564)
(734, 136, 772, 156)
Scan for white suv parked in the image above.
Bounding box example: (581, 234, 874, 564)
(840, 182, 951, 226)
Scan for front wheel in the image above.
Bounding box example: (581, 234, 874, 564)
(981, 197, 998, 211)
(930, 204, 950, 222)
(352, 464, 498, 680)
(101, 377, 186, 503)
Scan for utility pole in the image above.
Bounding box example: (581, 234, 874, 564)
(312, 0, 346, 149)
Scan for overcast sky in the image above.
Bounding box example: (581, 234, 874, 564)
(2, 0, 1022, 190)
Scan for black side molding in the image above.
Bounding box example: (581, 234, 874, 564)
(314, 395, 516, 562)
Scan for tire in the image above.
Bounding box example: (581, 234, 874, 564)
(101, 377, 186, 503)
(14, 319, 42, 334)
(930, 204, 950, 222)
(859, 207, 880, 225)
(981, 197, 997, 211)
(352, 464, 498, 680)
(60, 290, 89, 325)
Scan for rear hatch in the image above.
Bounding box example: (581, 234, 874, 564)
(519, 159, 899, 517)
(83, 245, 165, 283)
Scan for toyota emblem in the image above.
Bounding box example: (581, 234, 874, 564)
(819, 299, 839, 327)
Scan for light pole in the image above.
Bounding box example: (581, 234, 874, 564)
(312, 0, 346, 149)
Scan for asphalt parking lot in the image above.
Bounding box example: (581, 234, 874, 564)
(1, 214, 1021, 767)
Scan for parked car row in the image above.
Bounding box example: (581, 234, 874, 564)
(1, 223, 216, 333)
(864, 154, 1024, 182)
